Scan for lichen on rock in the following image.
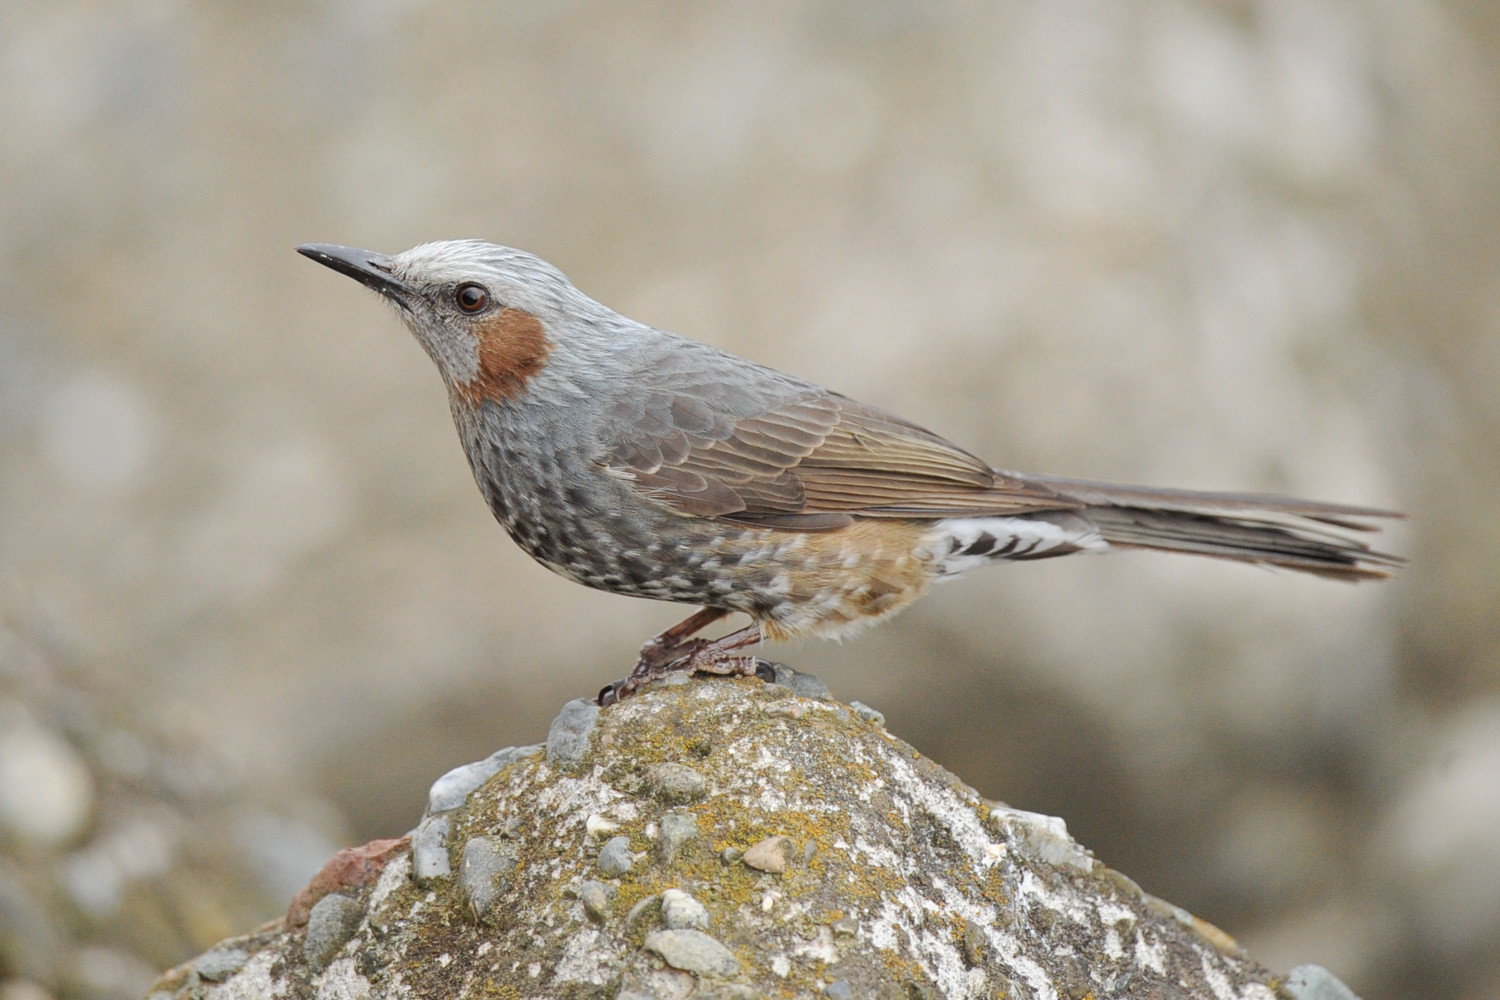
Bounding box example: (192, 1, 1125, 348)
(146, 672, 1353, 999)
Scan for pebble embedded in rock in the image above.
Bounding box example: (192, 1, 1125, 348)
(578, 880, 616, 922)
(303, 893, 364, 970)
(410, 814, 452, 883)
(1284, 965, 1360, 1000)
(848, 701, 885, 726)
(194, 946, 250, 982)
(961, 921, 987, 967)
(585, 813, 619, 837)
(623, 894, 661, 936)
(999, 808, 1093, 872)
(661, 888, 709, 930)
(460, 837, 518, 922)
(546, 699, 600, 771)
(698, 986, 759, 1000)
(825, 981, 854, 1000)
(643, 928, 741, 977)
(741, 835, 794, 874)
(427, 746, 538, 815)
(657, 811, 699, 863)
(645, 762, 707, 804)
(597, 835, 634, 877)
(771, 665, 831, 700)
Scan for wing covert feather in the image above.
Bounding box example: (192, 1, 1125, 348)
(600, 375, 1070, 525)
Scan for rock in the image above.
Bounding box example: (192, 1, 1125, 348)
(658, 811, 699, 863)
(698, 987, 759, 1000)
(585, 813, 619, 836)
(427, 745, 539, 814)
(644, 928, 742, 977)
(994, 808, 1094, 873)
(741, 835, 795, 874)
(410, 813, 452, 882)
(578, 879, 616, 921)
(824, 981, 854, 1000)
(302, 893, 364, 970)
(285, 836, 407, 926)
(1284, 964, 1362, 1000)
(545, 698, 600, 771)
(770, 665, 831, 700)
(961, 920, 987, 967)
(848, 701, 885, 726)
(459, 837, 518, 921)
(153, 679, 1319, 999)
(193, 945, 249, 982)
(597, 834, 634, 876)
(623, 893, 662, 937)
(661, 887, 709, 930)
(0, 625, 339, 995)
(0, 700, 94, 845)
(646, 762, 708, 804)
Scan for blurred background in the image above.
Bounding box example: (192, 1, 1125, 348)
(0, 2, 1496, 998)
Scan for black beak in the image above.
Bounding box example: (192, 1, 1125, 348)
(296, 243, 413, 300)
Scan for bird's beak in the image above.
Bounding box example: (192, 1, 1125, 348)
(296, 243, 414, 301)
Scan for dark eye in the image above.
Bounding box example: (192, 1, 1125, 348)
(455, 283, 489, 313)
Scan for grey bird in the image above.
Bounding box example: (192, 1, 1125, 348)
(297, 240, 1402, 703)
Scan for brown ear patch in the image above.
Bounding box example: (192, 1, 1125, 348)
(458, 308, 550, 404)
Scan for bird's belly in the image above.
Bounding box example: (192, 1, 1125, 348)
(730, 520, 940, 640)
(511, 512, 942, 641)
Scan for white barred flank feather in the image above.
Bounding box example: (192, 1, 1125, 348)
(930, 513, 1110, 577)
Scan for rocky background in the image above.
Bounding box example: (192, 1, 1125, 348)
(0, 3, 1496, 999)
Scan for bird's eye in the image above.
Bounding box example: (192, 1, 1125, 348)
(455, 283, 489, 313)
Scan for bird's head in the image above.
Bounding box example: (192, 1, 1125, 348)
(298, 240, 594, 405)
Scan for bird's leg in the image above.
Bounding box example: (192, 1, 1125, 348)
(598, 607, 730, 706)
(635, 607, 728, 668)
(599, 613, 775, 705)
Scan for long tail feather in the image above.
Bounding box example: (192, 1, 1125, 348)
(1079, 502, 1402, 581)
(996, 475, 1402, 581)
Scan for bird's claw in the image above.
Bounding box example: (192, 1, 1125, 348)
(596, 654, 779, 707)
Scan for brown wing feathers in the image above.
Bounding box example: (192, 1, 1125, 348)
(610, 391, 1070, 525)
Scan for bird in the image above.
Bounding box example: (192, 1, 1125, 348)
(297, 240, 1402, 705)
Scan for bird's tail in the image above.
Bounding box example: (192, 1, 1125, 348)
(1033, 476, 1404, 582)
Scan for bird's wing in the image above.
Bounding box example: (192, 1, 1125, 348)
(598, 364, 1071, 529)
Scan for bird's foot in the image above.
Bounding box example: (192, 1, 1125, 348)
(600, 632, 780, 704)
(681, 652, 767, 680)
(597, 641, 704, 707)
(598, 621, 771, 707)
(596, 654, 776, 707)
